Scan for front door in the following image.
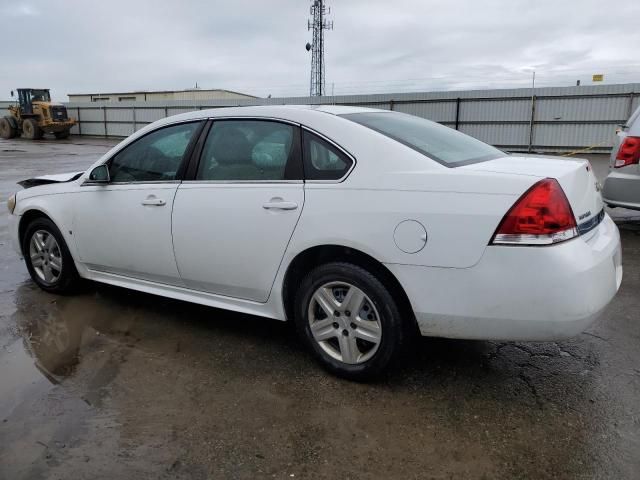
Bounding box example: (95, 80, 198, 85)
(18, 90, 32, 114)
(172, 119, 304, 302)
(73, 121, 203, 284)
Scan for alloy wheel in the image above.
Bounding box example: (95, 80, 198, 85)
(308, 281, 382, 364)
(29, 230, 63, 284)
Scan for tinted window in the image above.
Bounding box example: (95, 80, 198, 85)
(341, 112, 505, 167)
(303, 131, 353, 180)
(197, 120, 299, 181)
(109, 122, 201, 182)
(29, 89, 51, 102)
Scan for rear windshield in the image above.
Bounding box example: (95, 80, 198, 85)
(341, 112, 505, 167)
(625, 104, 640, 131)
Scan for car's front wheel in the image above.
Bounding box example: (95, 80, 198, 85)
(22, 217, 81, 294)
(294, 262, 406, 380)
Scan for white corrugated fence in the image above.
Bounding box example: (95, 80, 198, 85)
(2, 83, 639, 153)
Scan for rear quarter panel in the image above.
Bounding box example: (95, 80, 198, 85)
(285, 113, 540, 269)
(290, 170, 537, 269)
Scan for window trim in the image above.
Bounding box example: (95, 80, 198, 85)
(301, 126, 357, 183)
(83, 119, 206, 186)
(183, 117, 304, 184)
(183, 119, 213, 181)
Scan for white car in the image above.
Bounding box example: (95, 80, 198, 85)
(7, 105, 623, 379)
(602, 104, 640, 210)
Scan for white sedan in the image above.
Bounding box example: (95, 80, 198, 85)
(7, 105, 623, 379)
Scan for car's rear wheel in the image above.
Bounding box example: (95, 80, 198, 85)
(294, 262, 405, 380)
(22, 217, 81, 294)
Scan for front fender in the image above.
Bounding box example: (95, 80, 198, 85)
(15, 192, 82, 271)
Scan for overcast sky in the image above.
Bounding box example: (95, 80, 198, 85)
(1, 0, 639, 100)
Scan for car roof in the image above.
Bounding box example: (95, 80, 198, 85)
(153, 104, 391, 126)
(282, 104, 390, 115)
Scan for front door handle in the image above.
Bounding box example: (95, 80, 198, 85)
(262, 198, 298, 211)
(141, 196, 166, 206)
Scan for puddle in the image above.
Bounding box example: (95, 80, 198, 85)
(0, 337, 54, 417)
(0, 285, 139, 409)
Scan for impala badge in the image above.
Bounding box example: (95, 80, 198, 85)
(578, 210, 592, 221)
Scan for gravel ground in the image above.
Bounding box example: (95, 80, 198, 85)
(0, 136, 638, 479)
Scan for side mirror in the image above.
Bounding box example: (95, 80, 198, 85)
(88, 164, 110, 183)
(10, 90, 14, 97)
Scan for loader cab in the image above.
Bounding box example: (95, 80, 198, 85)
(16, 88, 51, 115)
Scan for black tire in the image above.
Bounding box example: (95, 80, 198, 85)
(54, 130, 70, 139)
(22, 217, 81, 294)
(294, 262, 406, 381)
(22, 118, 43, 140)
(0, 116, 17, 139)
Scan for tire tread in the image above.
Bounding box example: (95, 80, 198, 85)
(293, 261, 405, 381)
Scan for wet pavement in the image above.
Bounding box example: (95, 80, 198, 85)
(0, 137, 639, 479)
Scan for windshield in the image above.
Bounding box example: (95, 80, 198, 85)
(29, 90, 51, 102)
(341, 111, 505, 167)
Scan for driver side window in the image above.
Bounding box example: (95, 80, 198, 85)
(109, 122, 201, 182)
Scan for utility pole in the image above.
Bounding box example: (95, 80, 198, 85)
(306, 0, 333, 97)
(528, 70, 536, 153)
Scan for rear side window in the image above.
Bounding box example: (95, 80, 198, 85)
(341, 112, 505, 167)
(196, 120, 302, 181)
(302, 131, 353, 180)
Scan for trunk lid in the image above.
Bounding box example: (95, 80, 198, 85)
(463, 155, 604, 228)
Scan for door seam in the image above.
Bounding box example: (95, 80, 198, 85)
(264, 184, 306, 303)
(170, 183, 184, 280)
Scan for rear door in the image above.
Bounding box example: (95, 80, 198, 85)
(172, 119, 304, 302)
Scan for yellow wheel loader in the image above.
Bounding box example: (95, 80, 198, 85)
(0, 88, 76, 140)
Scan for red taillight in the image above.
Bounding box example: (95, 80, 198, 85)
(614, 136, 640, 168)
(491, 178, 577, 245)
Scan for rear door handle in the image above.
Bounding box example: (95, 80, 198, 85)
(141, 196, 166, 206)
(262, 199, 298, 211)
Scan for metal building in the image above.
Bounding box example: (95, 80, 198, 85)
(67, 88, 256, 103)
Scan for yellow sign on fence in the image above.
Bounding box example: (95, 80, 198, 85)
(592, 74, 604, 82)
